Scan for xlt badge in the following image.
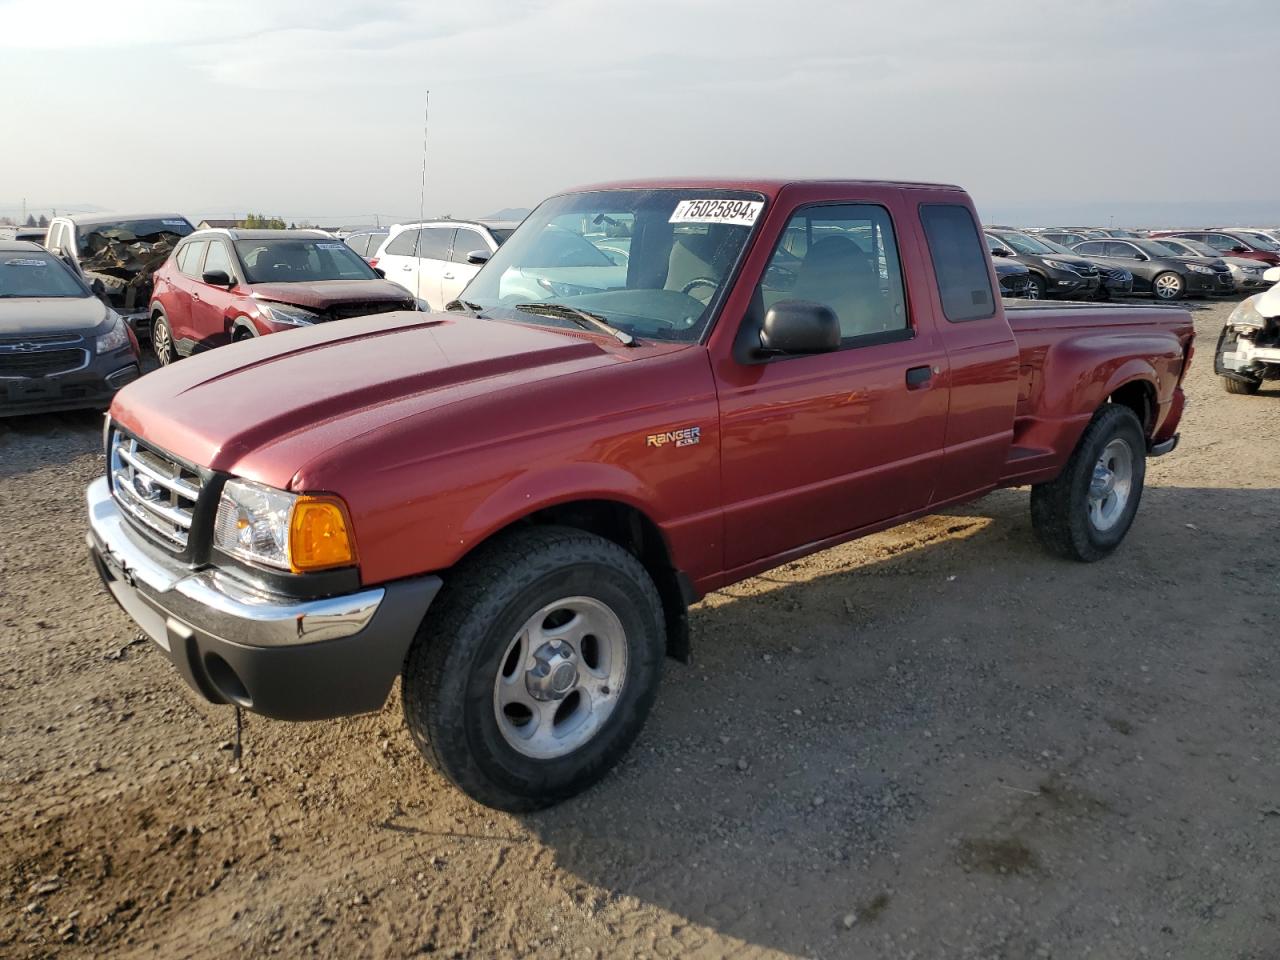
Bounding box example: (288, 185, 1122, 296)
(646, 426, 701, 448)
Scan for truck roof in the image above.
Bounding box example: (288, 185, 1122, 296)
(557, 177, 966, 198)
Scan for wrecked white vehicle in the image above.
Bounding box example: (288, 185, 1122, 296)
(1216, 266, 1280, 395)
(44, 214, 194, 339)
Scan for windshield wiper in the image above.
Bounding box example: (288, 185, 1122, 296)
(445, 298, 482, 313)
(512, 302, 636, 346)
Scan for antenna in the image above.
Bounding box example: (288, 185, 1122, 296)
(416, 90, 430, 301)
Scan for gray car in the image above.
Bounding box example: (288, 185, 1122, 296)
(0, 241, 141, 416)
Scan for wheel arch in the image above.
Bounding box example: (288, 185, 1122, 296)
(458, 496, 693, 663)
(1107, 376, 1158, 438)
(229, 315, 259, 340)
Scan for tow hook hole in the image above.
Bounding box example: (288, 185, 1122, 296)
(204, 653, 251, 708)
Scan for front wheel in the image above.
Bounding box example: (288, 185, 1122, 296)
(1222, 375, 1261, 395)
(1025, 274, 1045, 300)
(151, 313, 175, 366)
(1030, 404, 1147, 562)
(1152, 271, 1184, 301)
(402, 526, 665, 811)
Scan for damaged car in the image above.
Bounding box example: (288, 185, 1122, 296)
(1215, 266, 1280, 395)
(44, 214, 195, 339)
(0, 241, 141, 417)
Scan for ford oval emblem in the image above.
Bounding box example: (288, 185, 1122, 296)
(132, 473, 163, 502)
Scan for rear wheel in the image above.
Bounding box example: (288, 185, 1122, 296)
(151, 313, 175, 365)
(401, 526, 666, 811)
(1030, 404, 1147, 562)
(1152, 271, 1184, 301)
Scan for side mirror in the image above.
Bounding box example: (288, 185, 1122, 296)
(465, 249, 491, 265)
(202, 269, 233, 287)
(1263, 266, 1280, 284)
(758, 300, 840, 356)
(90, 278, 107, 299)
(1134, 253, 1148, 261)
(992, 248, 1015, 258)
(373, 267, 386, 279)
(1231, 246, 1250, 255)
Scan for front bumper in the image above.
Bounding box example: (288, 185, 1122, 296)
(1, 360, 139, 417)
(1185, 272, 1226, 295)
(1046, 273, 1101, 298)
(86, 476, 441, 720)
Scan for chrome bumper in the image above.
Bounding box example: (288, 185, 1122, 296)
(86, 476, 383, 649)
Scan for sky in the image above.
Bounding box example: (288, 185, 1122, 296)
(1, 0, 1276, 227)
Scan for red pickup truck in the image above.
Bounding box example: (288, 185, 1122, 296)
(87, 179, 1193, 810)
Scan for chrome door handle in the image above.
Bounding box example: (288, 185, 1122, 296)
(443, 272, 455, 280)
(401, 264, 413, 271)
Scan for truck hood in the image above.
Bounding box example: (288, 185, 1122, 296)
(0, 295, 111, 336)
(248, 279, 414, 310)
(109, 311, 669, 485)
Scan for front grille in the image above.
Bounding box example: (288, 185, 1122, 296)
(1103, 268, 1129, 282)
(327, 300, 415, 322)
(0, 347, 88, 379)
(1000, 276, 1031, 297)
(109, 430, 203, 550)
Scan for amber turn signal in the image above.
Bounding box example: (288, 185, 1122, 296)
(289, 496, 357, 572)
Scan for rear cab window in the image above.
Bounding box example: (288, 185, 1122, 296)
(919, 204, 995, 322)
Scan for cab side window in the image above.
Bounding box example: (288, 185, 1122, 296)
(202, 241, 233, 279)
(451, 229, 489, 263)
(177, 241, 208, 277)
(919, 204, 995, 323)
(416, 228, 453, 262)
(756, 203, 909, 344)
(384, 229, 420, 257)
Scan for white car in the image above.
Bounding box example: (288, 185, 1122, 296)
(373, 219, 518, 311)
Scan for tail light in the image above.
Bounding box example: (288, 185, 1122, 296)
(367, 258, 379, 268)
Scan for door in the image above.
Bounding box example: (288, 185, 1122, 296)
(166, 239, 208, 347)
(715, 199, 950, 570)
(413, 226, 455, 309)
(443, 227, 490, 306)
(378, 228, 422, 296)
(188, 239, 239, 349)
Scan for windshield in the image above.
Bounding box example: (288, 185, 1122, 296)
(234, 238, 380, 283)
(996, 232, 1055, 256)
(0, 251, 89, 298)
(1165, 238, 1213, 257)
(1134, 240, 1183, 258)
(1239, 231, 1280, 252)
(1035, 237, 1077, 255)
(460, 189, 766, 341)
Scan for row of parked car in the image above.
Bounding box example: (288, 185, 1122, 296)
(980, 224, 1280, 302)
(3, 207, 1279, 418)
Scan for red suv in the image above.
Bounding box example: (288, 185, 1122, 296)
(1150, 229, 1280, 267)
(148, 229, 416, 364)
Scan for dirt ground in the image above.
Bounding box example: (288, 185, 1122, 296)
(2, 298, 1278, 960)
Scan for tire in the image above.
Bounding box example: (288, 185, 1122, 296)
(151, 312, 176, 366)
(1222, 375, 1261, 395)
(1030, 404, 1147, 562)
(1152, 271, 1184, 301)
(402, 525, 666, 811)
(1026, 274, 1046, 300)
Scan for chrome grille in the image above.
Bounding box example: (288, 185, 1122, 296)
(109, 431, 203, 550)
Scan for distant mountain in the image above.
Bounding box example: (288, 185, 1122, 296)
(0, 201, 107, 218)
(485, 207, 532, 221)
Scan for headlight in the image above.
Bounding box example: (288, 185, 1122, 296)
(1186, 263, 1214, 275)
(95, 314, 129, 353)
(214, 478, 356, 572)
(258, 301, 322, 326)
(1041, 259, 1069, 271)
(1226, 296, 1266, 330)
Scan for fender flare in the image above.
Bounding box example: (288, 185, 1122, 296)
(228, 315, 259, 340)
